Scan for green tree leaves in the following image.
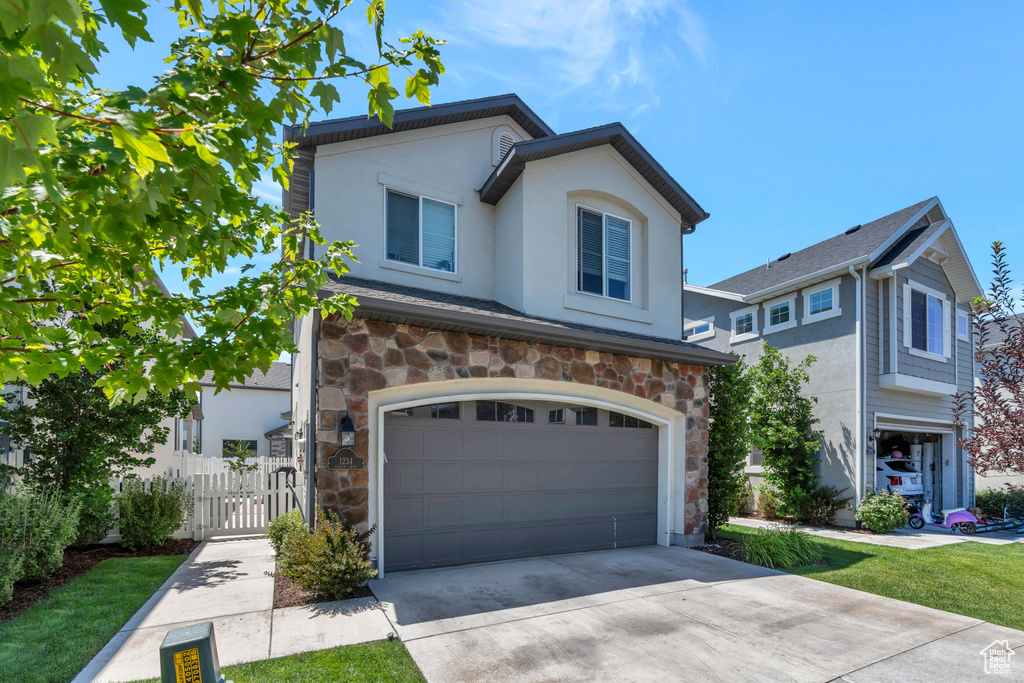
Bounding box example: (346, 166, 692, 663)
(0, 0, 445, 401)
(706, 357, 753, 538)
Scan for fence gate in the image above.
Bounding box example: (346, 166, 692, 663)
(192, 469, 306, 539)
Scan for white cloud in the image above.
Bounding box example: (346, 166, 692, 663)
(457, 0, 712, 108)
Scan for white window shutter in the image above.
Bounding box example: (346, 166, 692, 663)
(942, 298, 951, 358)
(902, 284, 911, 348)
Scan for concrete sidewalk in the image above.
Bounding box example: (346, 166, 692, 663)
(729, 515, 1023, 548)
(74, 536, 394, 683)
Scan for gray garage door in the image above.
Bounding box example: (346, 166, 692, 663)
(383, 400, 658, 572)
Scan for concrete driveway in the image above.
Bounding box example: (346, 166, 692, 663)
(371, 546, 1024, 682)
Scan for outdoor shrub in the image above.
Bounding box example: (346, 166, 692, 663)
(706, 359, 753, 538)
(757, 485, 782, 519)
(279, 508, 377, 598)
(741, 525, 823, 569)
(71, 484, 117, 546)
(734, 481, 755, 516)
(975, 485, 1024, 519)
(267, 510, 307, 555)
(0, 486, 80, 603)
(798, 485, 852, 527)
(115, 476, 191, 550)
(855, 489, 909, 533)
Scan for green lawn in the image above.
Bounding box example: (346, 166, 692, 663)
(135, 641, 425, 683)
(0, 554, 186, 683)
(719, 523, 1024, 630)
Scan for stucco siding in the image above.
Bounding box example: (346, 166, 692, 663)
(494, 175, 525, 311)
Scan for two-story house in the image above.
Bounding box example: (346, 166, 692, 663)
(686, 197, 982, 525)
(283, 94, 734, 574)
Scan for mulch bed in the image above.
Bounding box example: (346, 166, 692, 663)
(0, 538, 200, 624)
(271, 559, 372, 609)
(736, 514, 876, 535)
(693, 538, 745, 561)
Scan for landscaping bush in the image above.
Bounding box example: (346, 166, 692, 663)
(734, 481, 755, 516)
(741, 525, 823, 569)
(855, 489, 909, 533)
(278, 509, 376, 599)
(798, 486, 852, 527)
(706, 358, 752, 538)
(267, 510, 307, 555)
(115, 476, 191, 550)
(976, 485, 1024, 519)
(757, 485, 782, 519)
(0, 486, 80, 603)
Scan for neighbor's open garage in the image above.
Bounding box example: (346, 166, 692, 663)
(382, 399, 659, 572)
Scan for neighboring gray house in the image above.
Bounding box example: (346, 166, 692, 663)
(283, 94, 735, 574)
(685, 197, 982, 525)
(974, 313, 1024, 492)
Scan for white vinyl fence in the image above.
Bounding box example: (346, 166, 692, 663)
(180, 453, 295, 478)
(102, 469, 306, 542)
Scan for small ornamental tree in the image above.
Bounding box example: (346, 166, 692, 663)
(749, 342, 822, 517)
(0, 321, 192, 544)
(954, 242, 1024, 475)
(706, 357, 752, 538)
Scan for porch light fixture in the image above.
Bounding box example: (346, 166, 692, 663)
(339, 414, 356, 447)
(868, 427, 881, 443)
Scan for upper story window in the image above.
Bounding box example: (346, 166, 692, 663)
(957, 312, 970, 341)
(577, 206, 631, 302)
(763, 294, 797, 334)
(903, 280, 950, 361)
(801, 278, 842, 324)
(730, 304, 759, 343)
(685, 317, 715, 342)
(386, 189, 456, 273)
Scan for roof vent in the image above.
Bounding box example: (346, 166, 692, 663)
(777, 253, 792, 261)
(498, 132, 515, 161)
(845, 225, 862, 235)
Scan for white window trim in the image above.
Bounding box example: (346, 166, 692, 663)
(384, 186, 459, 275)
(957, 311, 970, 342)
(762, 293, 798, 335)
(575, 203, 633, 304)
(730, 304, 760, 343)
(801, 277, 842, 324)
(902, 280, 951, 361)
(685, 316, 716, 342)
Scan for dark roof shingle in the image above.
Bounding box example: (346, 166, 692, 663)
(321, 276, 735, 366)
(709, 198, 936, 295)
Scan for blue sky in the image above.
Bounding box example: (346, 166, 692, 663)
(96, 1, 1023, 303)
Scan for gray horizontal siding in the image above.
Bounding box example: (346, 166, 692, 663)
(895, 258, 956, 384)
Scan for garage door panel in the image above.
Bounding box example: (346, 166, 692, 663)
(424, 461, 463, 493)
(426, 496, 463, 527)
(384, 402, 658, 571)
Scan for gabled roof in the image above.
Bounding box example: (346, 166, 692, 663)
(709, 198, 937, 296)
(320, 276, 735, 366)
(981, 313, 1024, 350)
(479, 123, 709, 228)
(872, 219, 949, 269)
(284, 94, 555, 149)
(199, 362, 291, 392)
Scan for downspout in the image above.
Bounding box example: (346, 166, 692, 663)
(680, 224, 694, 340)
(848, 265, 863, 508)
(307, 309, 320, 531)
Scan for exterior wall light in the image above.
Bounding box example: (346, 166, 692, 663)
(869, 428, 881, 443)
(340, 414, 356, 447)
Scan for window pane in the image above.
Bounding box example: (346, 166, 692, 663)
(691, 323, 711, 336)
(605, 216, 630, 301)
(911, 290, 927, 350)
(578, 208, 603, 294)
(769, 302, 790, 326)
(575, 406, 598, 426)
(749, 447, 763, 467)
(735, 313, 753, 335)
(386, 190, 419, 266)
(476, 401, 497, 421)
(548, 409, 565, 424)
(810, 289, 832, 315)
(927, 295, 943, 354)
(958, 314, 968, 336)
(421, 198, 456, 272)
(609, 411, 624, 428)
(432, 402, 460, 419)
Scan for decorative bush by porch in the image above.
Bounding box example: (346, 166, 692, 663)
(114, 476, 191, 550)
(798, 486, 851, 527)
(267, 509, 307, 555)
(0, 486, 80, 604)
(741, 525, 823, 569)
(855, 489, 909, 533)
(277, 508, 377, 598)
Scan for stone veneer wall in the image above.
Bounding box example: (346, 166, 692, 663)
(314, 314, 711, 537)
